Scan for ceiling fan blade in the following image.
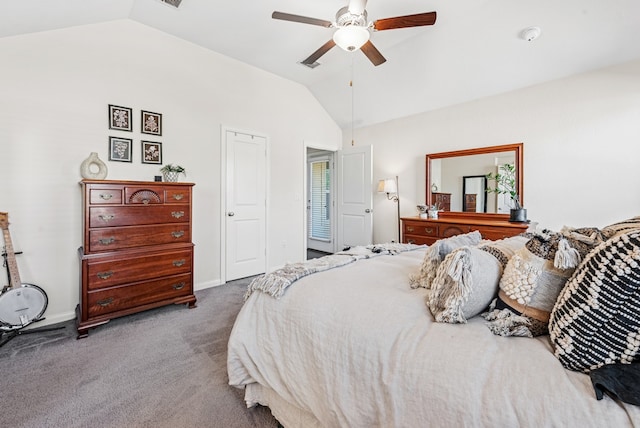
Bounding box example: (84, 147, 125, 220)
(373, 11, 437, 31)
(301, 39, 337, 65)
(272, 11, 333, 28)
(360, 41, 386, 66)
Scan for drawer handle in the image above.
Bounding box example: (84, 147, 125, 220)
(406, 227, 415, 232)
(99, 193, 113, 200)
(172, 282, 185, 290)
(173, 259, 186, 267)
(142, 198, 150, 205)
(408, 239, 416, 244)
(97, 271, 114, 280)
(98, 214, 115, 222)
(425, 228, 434, 234)
(98, 237, 115, 245)
(97, 297, 114, 307)
(171, 211, 185, 219)
(171, 231, 185, 238)
(172, 194, 184, 201)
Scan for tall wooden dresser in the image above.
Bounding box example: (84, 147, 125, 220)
(77, 179, 196, 338)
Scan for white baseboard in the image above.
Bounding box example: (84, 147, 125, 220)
(25, 310, 76, 329)
(26, 281, 224, 330)
(194, 279, 223, 291)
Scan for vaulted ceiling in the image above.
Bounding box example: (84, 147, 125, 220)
(2, 0, 639, 129)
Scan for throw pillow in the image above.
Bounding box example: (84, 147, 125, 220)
(549, 230, 640, 373)
(409, 230, 482, 289)
(427, 235, 529, 323)
(482, 228, 603, 337)
(602, 216, 640, 239)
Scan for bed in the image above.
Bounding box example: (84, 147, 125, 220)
(227, 243, 640, 427)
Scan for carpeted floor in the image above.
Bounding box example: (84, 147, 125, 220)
(0, 278, 279, 428)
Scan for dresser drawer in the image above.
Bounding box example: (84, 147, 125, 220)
(124, 186, 165, 204)
(403, 221, 438, 237)
(88, 224, 190, 252)
(440, 224, 472, 237)
(89, 205, 190, 228)
(89, 188, 123, 205)
(404, 234, 436, 246)
(477, 226, 524, 241)
(86, 248, 193, 290)
(87, 273, 192, 317)
(165, 187, 191, 204)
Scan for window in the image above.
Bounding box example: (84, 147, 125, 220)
(309, 160, 331, 241)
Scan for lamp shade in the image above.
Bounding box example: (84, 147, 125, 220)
(377, 178, 397, 194)
(333, 26, 370, 51)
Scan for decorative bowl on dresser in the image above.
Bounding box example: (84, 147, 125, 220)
(77, 179, 196, 338)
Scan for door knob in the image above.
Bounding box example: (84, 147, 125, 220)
(228, 212, 235, 216)
(365, 209, 372, 213)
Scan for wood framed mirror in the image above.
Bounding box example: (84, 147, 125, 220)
(426, 143, 523, 219)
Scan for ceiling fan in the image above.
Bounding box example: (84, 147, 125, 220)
(272, 0, 436, 67)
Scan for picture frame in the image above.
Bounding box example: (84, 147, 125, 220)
(108, 136, 133, 162)
(108, 104, 132, 131)
(141, 110, 162, 136)
(141, 141, 162, 164)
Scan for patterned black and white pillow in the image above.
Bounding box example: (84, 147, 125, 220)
(602, 216, 640, 239)
(549, 230, 640, 373)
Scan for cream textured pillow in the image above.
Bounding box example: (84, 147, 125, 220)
(550, 230, 640, 373)
(409, 230, 482, 289)
(428, 235, 529, 323)
(482, 228, 603, 337)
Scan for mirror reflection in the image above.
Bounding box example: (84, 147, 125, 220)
(426, 143, 523, 216)
(462, 175, 487, 213)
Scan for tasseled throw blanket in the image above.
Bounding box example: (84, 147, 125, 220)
(245, 243, 423, 300)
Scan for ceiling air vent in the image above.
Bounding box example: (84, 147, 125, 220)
(160, 0, 182, 8)
(299, 61, 320, 69)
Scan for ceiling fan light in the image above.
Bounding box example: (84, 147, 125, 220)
(333, 26, 370, 52)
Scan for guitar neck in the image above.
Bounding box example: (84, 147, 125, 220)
(2, 227, 22, 288)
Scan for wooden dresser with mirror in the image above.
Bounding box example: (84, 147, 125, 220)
(402, 143, 529, 245)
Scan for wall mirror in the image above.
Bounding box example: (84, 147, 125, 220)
(426, 143, 523, 218)
(462, 175, 487, 213)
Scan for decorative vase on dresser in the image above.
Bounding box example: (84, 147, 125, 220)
(77, 179, 197, 338)
(401, 215, 529, 246)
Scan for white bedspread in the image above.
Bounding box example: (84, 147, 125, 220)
(227, 248, 640, 427)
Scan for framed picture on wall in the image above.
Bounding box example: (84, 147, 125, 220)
(108, 104, 132, 131)
(141, 141, 162, 164)
(108, 136, 133, 162)
(141, 110, 162, 136)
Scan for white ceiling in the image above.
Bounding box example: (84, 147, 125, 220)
(2, 0, 639, 129)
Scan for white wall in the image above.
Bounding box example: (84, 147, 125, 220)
(0, 20, 341, 325)
(356, 59, 640, 244)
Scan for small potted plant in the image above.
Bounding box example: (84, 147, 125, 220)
(160, 164, 186, 182)
(485, 163, 526, 222)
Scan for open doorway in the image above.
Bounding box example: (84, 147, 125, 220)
(306, 148, 335, 259)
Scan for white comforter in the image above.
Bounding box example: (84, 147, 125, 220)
(227, 248, 640, 427)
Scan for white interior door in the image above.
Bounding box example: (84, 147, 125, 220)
(336, 145, 373, 249)
(225, 130, 266, 281)
(307, 151, 334, 253)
